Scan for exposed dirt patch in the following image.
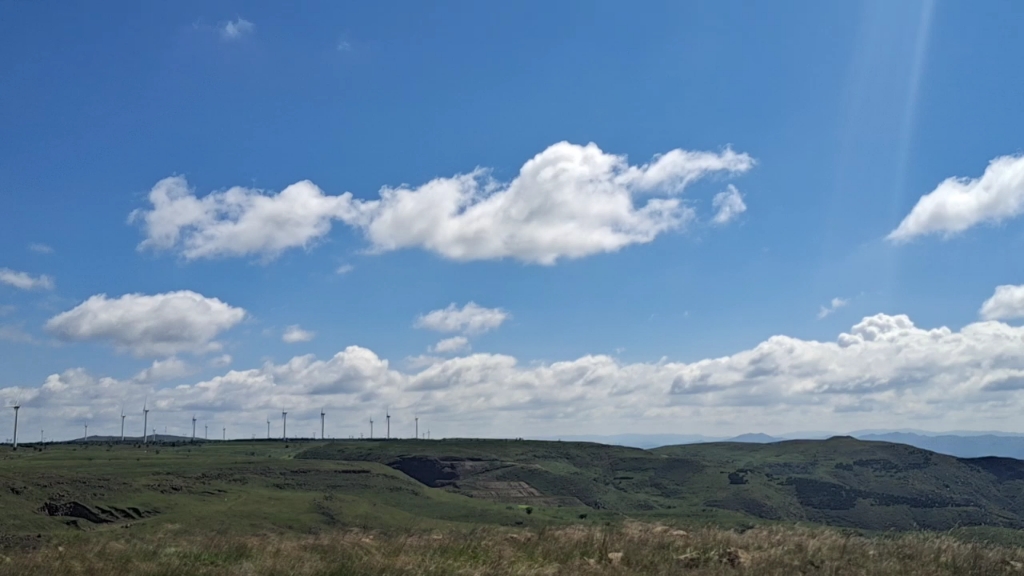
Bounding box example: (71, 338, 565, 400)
(389, 457, 461, 487)
(39, 501, 157, 524)
(39, 501, 111, 524)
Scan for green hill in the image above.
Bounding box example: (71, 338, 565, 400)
(299, 436, 1024, 532)
(3, 436, 1024, 538)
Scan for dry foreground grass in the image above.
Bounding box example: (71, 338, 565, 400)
(4, 523, 1024, 576)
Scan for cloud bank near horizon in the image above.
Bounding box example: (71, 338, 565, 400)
(7, 307, 1024, 440)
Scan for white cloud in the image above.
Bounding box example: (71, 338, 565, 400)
(430, 336, 470, 354)
(130, 177, 358, 261)
(336, 264, 354, 275)
(133, 357, 193, 383)
(346, 142, 754, 264)
(28, 243, 54, 254)
(131, 142, 753, 265)
(711, 185, 747, 225)
(45, 291, 246, 357)
(210, 354, 233, 368)
(337, 40, 352, 52)
(415, 302, 509, 335)
(980, 285, 1024, 321)
(11, 310, 1024, 440)
(0, 268, 54, 290)
(282, 325, 315, 343)
(888, 154, 1024, 242)
(221, 18, 255, 40)
(817, 297, 849, 319)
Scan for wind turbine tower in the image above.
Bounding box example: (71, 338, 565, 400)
(205, 424, 208, 440)
(415, 416, 418, 440)
(192, 415, 197, 442)
(369, 417, 373, 439)
(143, 403, 150, 445)
(11, 404, 19, 449)
(120, 410, 126, 443)
(386, 408, 390, 440)
(222, 427, 226, 441)
(282, 412, 287, 441)
(320, 408, 325, 440)
(84, 422, 88, 441)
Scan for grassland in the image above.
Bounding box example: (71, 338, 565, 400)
(4, 437, 1024, 574)
(4, 522, 1024, 575)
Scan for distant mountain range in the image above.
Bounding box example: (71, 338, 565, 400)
(51, 430, 1024, 460)
(542, 431, 1024, 459)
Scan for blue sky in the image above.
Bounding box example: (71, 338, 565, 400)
(2, 0, 1024, 441)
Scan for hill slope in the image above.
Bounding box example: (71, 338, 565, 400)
(299, 436, 1024, 531)
(5, 437, 1024, 536)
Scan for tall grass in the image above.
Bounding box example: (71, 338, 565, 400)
(2, 523, 1023, 575)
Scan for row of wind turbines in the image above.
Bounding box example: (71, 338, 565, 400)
(6, 403, 431, 448)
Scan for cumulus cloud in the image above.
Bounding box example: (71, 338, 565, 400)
(131, 142, 754, 265)
(336, 264, 354, 275)
(28, 243, 54, 254)
(130, 177, 358, 261)
(347, 142, 754, 264)
(12, 306, 1024, 440)
(415, 302, 509, 335)
(817, 297, 849, 319)
(711, 185, 747, 225)
(133, 357, 193, 383)
(45, 291, 246, 357)
(430, 336, 470, 354)
(980, 285, 1024, 321)
(0, 268, 54, 290)
(888, 154, 1024, 242)
(221, 17, 254, 40)
(282, 325, 315, 343)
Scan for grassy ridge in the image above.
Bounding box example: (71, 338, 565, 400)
(5, 436, 1024, 538)
(0, 441, 570, 537)
(299, 437, 1024, 531)
(5, 438, 1024, 574)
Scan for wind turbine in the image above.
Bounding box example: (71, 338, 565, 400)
(320, 408, 325, 440)
(84, 422, 88, 441)
(143, 401, 150, 445)
(205, 423, 208, 440)
(191, 415, 197, 442)
(266, 418, 270, 440)
(386, 407, 390, 440)
(282, 411, 287, 441)
(369, 417, 373, 439)
(11, 402, 19, 449)
(120, 408, 126, 443)
(222, 427, 226, 441)
(415, 416, 418, 440)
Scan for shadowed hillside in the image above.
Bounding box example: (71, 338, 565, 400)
(299, 436, 1024, 532)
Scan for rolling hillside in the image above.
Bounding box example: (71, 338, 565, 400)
(299, 436, 1024, 532)
(3, 436, 1024, 538)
